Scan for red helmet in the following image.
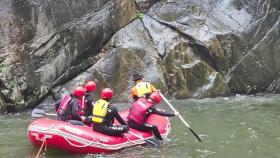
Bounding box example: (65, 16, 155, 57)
(84, 81, 96, 92)
(149, 92, 161, 104)
(73, 86, 85, 98)
(101, 88, 113, 100)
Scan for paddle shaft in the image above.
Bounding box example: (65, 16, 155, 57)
(127, 131, 158, 146)
(159, 92, 202, 142)
(161, 96, 191, 127)
(32, 109, 56, 118)
(45, 113, 57, 116)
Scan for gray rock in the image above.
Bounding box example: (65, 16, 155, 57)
(0, 0, 137, 111)
(147, 0, 280, 94)
(1, 0, 279, 112)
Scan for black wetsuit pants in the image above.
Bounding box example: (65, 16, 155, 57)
(127, 120, 163, 140)
(93, 124, 128, 136)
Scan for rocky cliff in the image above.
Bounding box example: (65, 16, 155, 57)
(0, 0, 279, 112)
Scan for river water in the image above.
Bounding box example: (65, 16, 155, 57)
(0, 94, 280, 158)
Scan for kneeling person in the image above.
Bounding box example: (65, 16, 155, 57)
(92, 88, 128, 136)
(127, 92, 178, 140)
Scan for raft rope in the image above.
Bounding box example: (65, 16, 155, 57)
(29, 119, 171, 150)
(30, 125, 161, 149)
(35, 137, 47, 158)
(58, 130, 149, 149)
(59, 130, 143, 149)
(124, 133, 142, 146)
(60, 133, 98, 148)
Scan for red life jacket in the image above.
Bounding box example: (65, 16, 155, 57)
(77, 96, 86, 116)
(127, 97, 154, 124)
(56, 95, 72, 115)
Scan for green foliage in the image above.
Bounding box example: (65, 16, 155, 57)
(0, 64, 4, 73)
(12, 78, 17, 87)
(138, 13, 144, 20)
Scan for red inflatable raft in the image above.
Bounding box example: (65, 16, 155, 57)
(27, 110, 171, 154)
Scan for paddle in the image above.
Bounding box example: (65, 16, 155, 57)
(159, 92, 202, 142)
(127, 131, 160, 148)
(32, 109, 88, 126)
(32, 109, 57, 118)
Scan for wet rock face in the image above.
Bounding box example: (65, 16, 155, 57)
(135, 0, 159, 12)
(220, 0, 280, 93)
(1, 0, 279, 112)
(142, 15, 230, 98)
(147, 0, 280, 94)
(53, 19, 167, 102)
(0, 0, 137, 111)
(59, 14, 229, 102)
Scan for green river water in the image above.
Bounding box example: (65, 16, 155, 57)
(0, 94, 280, 158)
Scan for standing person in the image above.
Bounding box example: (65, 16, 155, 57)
(127, 92, 178, 140)
(131, 73, 157, 101)
(56, 86, 86, 122)
(92, 88, 128, 136)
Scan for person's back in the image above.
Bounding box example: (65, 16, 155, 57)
(127, 92, 177, 140)
(83, 81, 96, 117)
(127, 97, 154, 124)
(131, 73, 157, 101)
(56, 86, 86, 122)
(56, 94, 73, 121)
(92, 88, 128, 136)
(92, 98, 109, 125)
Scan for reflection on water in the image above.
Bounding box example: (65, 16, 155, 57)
(0, 94, 280, 158)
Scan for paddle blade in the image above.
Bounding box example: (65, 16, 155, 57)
(31, 109, 46, 118)
(145, 138, 161, 148)
(189, 127, 202, 142)
(127, 131, 161, 148)
(68, 120, 85, 126)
